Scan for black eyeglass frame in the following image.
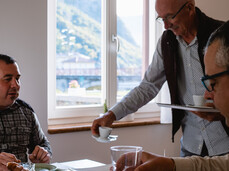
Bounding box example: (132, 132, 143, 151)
(156, 1, 189, 22)
(201, 70, 229, 92)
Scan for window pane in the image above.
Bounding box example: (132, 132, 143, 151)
(56, 0, 102, 107)
(116, 0, 143, 102)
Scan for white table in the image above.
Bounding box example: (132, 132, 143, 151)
(53, 159, 112, 171)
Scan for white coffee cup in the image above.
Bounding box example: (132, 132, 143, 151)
(193, 95, 206, 106)
(99, 126, 112, 139)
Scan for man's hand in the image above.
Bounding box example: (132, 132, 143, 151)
(192, 111, 224, 121)
(0, 152, 21, 171)
(7, 162, 29, 171)
(134, 152, 174, 171)
(191, 103, 224, 121)
(91, 111, 116, 136)
(114, 152, 141, 171)
(29, 146, 51, 163)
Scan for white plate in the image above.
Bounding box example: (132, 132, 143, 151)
(157, 103, 219, 112)
(35, 163, 57, 171)
(92, 135, 118, 143)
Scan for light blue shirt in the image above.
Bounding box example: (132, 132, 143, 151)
(110, 36, 229, 156)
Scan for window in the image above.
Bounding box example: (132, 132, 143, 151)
(48, 0, 162, 125)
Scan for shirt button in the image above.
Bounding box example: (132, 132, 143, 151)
(198, 144, 202, 150)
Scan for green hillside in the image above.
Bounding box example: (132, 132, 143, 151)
(56, 1, 141, 70)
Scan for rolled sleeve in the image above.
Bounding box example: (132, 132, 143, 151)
(173, 157, 194, 171)
(173, 154, 229, 171)
(110, 37, 166, 120)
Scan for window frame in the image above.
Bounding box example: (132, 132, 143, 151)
(48, 0, 161, 126)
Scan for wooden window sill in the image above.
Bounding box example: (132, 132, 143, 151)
(48, 117, 160, 134)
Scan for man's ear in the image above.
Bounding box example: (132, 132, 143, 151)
(186, 2, 195, 15)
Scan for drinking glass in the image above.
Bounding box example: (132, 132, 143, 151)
(21, 162, 35, 171)
(110, 146, 142, 171)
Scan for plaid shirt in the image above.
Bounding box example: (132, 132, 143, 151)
(0, 99, 52, 162)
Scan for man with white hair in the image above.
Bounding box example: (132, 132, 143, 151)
(115, 20, 229, 171)
(92, 0, 229, 157)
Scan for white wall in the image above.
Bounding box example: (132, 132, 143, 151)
(0, 0, 228, 164)
(196, 0, 229, 21)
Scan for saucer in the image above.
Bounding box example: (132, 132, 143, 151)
(92, 135, 118, 143)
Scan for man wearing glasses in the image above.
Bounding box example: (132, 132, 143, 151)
(92, 0, 229, 157)
(116, 20, 229, 171)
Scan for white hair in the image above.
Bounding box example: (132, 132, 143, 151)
(205, 21, 229, 70)
(215, 39, 229, 69)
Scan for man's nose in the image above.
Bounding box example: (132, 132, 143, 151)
(163, 20, 172, 30)
(204, 90, 214, 100)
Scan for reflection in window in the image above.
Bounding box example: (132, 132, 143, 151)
(116, 0, 143, 101)
(56, 0, 102, 107)
(55, 0, 144, 107)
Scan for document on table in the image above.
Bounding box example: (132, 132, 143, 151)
(53, 159, 112, 171)
(74, 164, 112, 171)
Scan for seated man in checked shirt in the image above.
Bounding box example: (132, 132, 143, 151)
(0, 54, 52, 170)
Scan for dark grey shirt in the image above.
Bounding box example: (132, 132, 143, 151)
(0, 99, 52, 162)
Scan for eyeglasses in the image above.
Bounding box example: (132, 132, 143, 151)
(201, 70, 229, 92)
(156, 1, 189, 23)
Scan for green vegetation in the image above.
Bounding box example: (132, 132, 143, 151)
(56, 1, 142, 73)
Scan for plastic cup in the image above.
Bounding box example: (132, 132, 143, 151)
(110, 146, 142, 171)
(21, 162, 35, 171)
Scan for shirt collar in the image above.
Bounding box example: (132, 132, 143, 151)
(0, 100, 20, 113)
(176, 36, 198, 47)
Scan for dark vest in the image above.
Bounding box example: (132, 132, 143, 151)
(161, 7, 228, 142)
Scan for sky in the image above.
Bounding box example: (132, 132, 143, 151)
(117, 0, 143, 17)
(116, 0, 143, 46)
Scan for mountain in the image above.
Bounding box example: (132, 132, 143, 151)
(56, 0, 141, 71)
